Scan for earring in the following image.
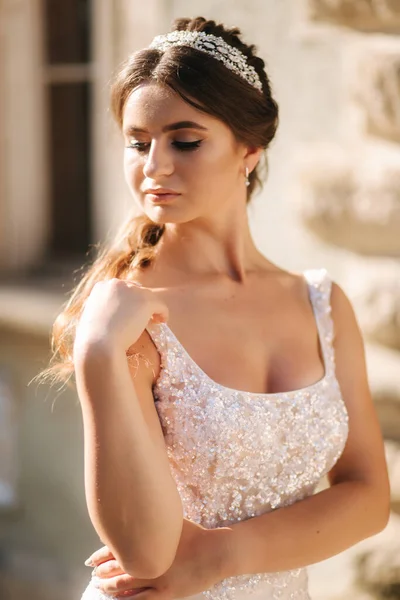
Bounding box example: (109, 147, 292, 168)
(245, 167, 250, 187)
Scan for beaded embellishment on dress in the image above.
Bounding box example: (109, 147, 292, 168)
(81, 268, 349, 600)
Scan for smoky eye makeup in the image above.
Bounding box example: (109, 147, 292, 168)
(126, 139, 203, 152)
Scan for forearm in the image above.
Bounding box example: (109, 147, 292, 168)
(74, 343, 183, 578)
(219, 481, 388, 577)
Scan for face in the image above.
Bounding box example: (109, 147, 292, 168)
(122, 82, 256, 225)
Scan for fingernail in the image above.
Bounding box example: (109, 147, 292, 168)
(85, 558, 95, 567)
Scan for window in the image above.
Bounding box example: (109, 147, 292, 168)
(43, 0, 93, 262)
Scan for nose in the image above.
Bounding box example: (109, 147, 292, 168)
(142, 140, 174, 179)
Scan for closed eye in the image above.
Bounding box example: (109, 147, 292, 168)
(126, 141, 203, 152)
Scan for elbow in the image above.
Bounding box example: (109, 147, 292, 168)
(367, 484, 391, 536)
(117, 519, 184, 580)
(373, 500, 391, 535)
(377, 481, 391, 533)
(370, 510, 390, 538)
(119, 557, 167, 580)
(119, 546, 178, 580)
(341, 479, 391, 539)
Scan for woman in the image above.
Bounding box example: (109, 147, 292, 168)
(39, 16, 390, 600)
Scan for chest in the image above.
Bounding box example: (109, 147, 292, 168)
(156, 291, 325, 395)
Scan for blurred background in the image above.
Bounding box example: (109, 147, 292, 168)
(0, 1, 399, 599)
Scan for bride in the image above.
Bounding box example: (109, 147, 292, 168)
(39, 15, 390, 600)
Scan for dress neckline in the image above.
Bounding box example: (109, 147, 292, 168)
(153, 271, 331, 399)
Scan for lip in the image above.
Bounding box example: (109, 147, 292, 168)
(146, 193, 180, 204)
(144, 188, 180, 195)
(144, 189, 181, 204)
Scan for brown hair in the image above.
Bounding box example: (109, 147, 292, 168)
(35, 16, 279, 390)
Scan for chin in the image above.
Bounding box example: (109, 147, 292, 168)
(146, 205, 197, 225)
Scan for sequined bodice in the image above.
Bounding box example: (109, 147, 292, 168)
(81, 268, 349, 600)
(148, 268, 348, 600)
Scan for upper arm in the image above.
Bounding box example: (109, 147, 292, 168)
(327, 282, 390, 517)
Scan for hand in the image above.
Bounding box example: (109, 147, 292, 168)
(86, 519, 232, 599)
(74, 279, 169, 355)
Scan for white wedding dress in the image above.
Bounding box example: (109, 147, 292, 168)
(81, 268, 349, 600)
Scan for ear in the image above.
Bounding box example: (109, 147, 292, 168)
(243, 146, 263, 174)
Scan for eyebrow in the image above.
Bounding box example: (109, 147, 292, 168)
(123, 121, 209, 135)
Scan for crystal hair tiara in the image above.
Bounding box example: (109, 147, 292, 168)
(149, 30, 263, 92)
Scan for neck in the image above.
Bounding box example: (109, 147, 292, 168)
(153, 210, 263, 285)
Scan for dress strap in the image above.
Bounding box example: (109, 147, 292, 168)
(302, 268, 336, 377)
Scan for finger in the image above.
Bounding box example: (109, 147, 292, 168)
(118, 588, 169, 600)
(85, 545, 114, 566)
(115, 589, 155, 599)
(94, 559, 125, 579)
(92, 573, 152, 596)
(148, 301, 169, 324)
(125, 283, 168, 323)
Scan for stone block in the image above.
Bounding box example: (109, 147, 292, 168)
(351, 42, 400, 143)
(349, 267, 400, 350)
(307, 0, 400, 32)
(296, 146, 400, 256)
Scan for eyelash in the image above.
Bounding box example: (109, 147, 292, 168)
(126, 140, 203, 153)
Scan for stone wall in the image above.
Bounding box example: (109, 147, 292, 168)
(307, 0, 400, 32)
(298, 2, 400, 597)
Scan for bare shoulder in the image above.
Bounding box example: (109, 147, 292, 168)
(330, 280, 361, 339)
(309, 275, 369, 393)
(329, 279, 371, 383)
(281, 267, 361, 331)
(124, 272, 164, 388)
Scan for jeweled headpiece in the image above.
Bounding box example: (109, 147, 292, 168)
(149, 30, 263, 92)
